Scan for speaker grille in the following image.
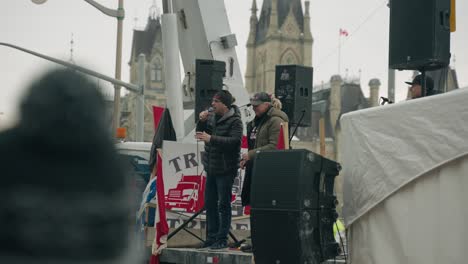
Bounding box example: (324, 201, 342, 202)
(250, 150, 341, 263)
(275, 65, 313, 127)
(251, 149, 338, 210)
(194, 59, 225, 123)
(251, 208, 339, 264)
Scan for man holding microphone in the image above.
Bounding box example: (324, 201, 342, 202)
(195, 90, 243, 250)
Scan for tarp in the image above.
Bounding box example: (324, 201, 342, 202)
(347, 153, 468, 264)
(341, 88, 468, 226)
(341, 88, 468, 263)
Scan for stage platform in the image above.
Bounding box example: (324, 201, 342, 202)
(159, 247, 346, 264)
(160, 248, 253, 264)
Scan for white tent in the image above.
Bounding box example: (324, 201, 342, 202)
(340, 88, 468, 264)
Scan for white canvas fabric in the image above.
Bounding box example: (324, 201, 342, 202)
(347, 154, 468, 264)
(341, 88, 468, 226)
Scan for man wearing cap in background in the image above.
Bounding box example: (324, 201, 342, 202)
(239, 92, 288, 252)
(406, 74, 437, 99)
(196, 90, 243, 250)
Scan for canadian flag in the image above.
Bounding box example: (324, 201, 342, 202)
(149, 152, 169, 264)
(339, 28, 349, 37)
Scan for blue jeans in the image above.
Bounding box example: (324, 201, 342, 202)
(205, 173, 235, 242)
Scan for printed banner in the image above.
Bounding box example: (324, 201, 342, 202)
(162, 140, 250, 230)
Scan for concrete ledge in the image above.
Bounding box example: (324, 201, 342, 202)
(160, 247, 254, 264)
(160, 247, 346, 264)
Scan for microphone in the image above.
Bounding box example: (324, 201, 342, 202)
(380, 97, 393, 105)
(239, 103, 252, 108)
(197, 107, 213, 126)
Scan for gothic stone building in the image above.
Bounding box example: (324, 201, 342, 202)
(121, 16, 166, 142)
(245, 0, 313, 94)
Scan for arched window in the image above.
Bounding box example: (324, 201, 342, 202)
(151, 58, 162, 82)
(280, 49, 298, 65)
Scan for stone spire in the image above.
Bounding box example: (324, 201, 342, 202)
(245, 0, 259, 93)
(247, 0, 258, 45)
(302, 1, 313, 66)
(303, 1, 313, 40)
(266, 0, 278, 37)
(251, 0, 258, 14)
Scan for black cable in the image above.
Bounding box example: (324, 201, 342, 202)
(317, 158, 325, 262)
(335, 220, 348, 263)
(289, 110, 305, 144)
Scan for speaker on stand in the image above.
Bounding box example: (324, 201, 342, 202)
(389, 0, 451, 71)
(194, 59, 225, 123)
(274, 65, 313, 127)
(389, 0, 451, 96)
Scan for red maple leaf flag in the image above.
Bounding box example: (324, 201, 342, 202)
(339, 28, 349, 37)
(276, 123, 286, 150)
(149, 151, 169, 264)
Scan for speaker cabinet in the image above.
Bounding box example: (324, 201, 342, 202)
(275, 65, 313, 127)
(251, 208, 340, 264)
(194, 59, 225, 123)
(389, 0, 451, 70)
(250, 149, 339, 211)
(250, 149, 340, 264)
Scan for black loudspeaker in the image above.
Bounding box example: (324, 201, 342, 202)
(250, 149, 338, 210)
(389, 0, 451, 70)
(251, 209, 339, 264)
(275, 65, 313, 127)
(250, 149, 340, 264)
(195, 59, 225, 123)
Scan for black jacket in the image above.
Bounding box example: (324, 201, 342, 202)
(196, 105, 243, 176)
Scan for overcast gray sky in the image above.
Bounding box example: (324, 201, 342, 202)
(1, 0, 467, 127)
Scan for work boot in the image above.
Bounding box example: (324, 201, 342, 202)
(209, 240, 228, 251)
(240, 243, 252, 253)
(240, 236, 253, 253)
(200, 239, 216, 249)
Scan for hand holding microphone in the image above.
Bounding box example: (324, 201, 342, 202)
(199, 107, 213, 122)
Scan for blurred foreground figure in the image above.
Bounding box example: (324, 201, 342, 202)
(0, 69, 132, 263)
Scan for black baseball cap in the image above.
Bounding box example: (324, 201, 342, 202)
(405, 75, 434, 91)
(250, 92, 271, 106)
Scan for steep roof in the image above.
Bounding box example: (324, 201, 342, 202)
(256, 0, 304, 44)
(129, 17, 162, 62)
